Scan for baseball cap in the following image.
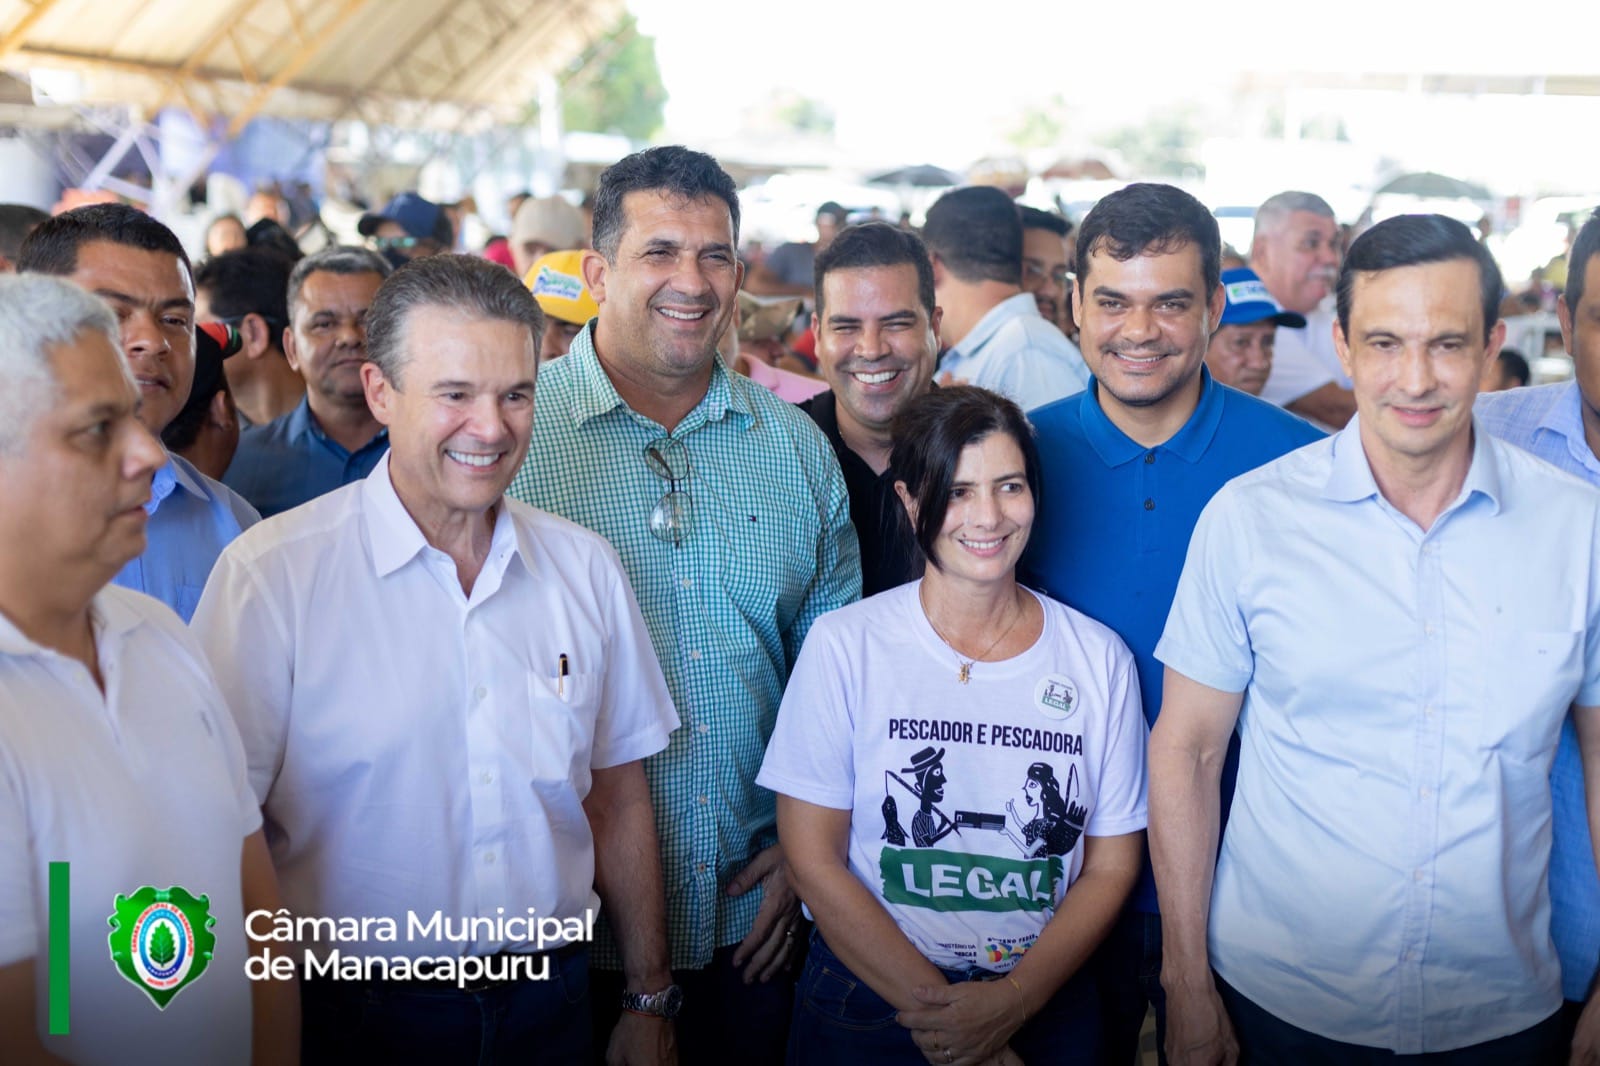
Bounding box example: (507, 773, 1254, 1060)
(512, 196, 586, 252)
(525, 250, 598, 326)
(1220, 267, 1306, 328)
(357, 192, 453, 245)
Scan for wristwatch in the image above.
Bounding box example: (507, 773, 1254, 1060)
(621, 984, 683, 1019)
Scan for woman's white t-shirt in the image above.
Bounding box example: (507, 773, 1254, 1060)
(759, 581, 1148, 972)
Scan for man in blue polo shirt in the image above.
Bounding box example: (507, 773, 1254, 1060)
(1021, 183, 1321, 1065)
(1475, 205, 1600, 1051)
(224, 246, 391, 517)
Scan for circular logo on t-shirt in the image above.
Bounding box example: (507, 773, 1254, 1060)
(1034, 675, 1078, 721)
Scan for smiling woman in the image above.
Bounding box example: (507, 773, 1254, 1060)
(758, 386, 1150, 1066)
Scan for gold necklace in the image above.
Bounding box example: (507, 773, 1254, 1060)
(920, 585, 1025, 684)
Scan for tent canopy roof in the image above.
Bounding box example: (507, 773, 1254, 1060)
(0, 0, 625, 133)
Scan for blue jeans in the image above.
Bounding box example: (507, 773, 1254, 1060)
(301, 946, 590, 1066)
(1092, 906, 1165, 1065)
(788, 932, 1101, 1066)
(1218, 974, 1567, 1065)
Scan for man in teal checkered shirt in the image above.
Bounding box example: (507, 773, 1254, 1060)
(507, 146, 861, 1063)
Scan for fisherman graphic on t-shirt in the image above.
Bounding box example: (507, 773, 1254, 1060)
(902, 746, 957, 847)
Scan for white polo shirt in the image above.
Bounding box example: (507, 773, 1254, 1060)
(1261, 307, 1347, 410)
(193, 456, 679, 958)
(0, 586, 260, 1065)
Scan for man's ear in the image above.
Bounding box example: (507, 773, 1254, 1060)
(581, 251, 608, 306)
(238, 313, 271, 359)
(282, 323, 302, 374)
(206, 389, 234, 431)
(361, 362, 394, 427)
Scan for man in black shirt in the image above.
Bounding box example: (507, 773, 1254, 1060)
(799, 223, 939, 594)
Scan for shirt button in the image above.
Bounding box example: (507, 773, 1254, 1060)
(1423, 624, 1434, 637)
(697, 795, 708, 805)
(697, 723, 710, 734)
(484, 851, 496, 865)
(1413, 869, 1425, 882)
(1424, 705, 1436, 719)
(680, 578, 694, 589)
(1144, 498, 1155, 511)
(1419, 786, 1433, 799)
(474, 685, 488, 701)
(480, 772, 493, 785)
(688, 649, 702, 661)
(696, 863, 707, 874)
(1144, 452, 1156, 465)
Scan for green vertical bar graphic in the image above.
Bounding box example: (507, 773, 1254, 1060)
(48, 861, 69, 1035)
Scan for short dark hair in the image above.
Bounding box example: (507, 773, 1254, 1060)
(194, 248, 292, 334)
(889, 386, 1043, 574)
(813, 222, 936, 318)
(591, 146, 740, 262)
(0, 204, 49, 261)
(366, 254, 544, 384)
(1337, 214, 1501, 343)
(1496, 347, 1531, 388)
(1074, 183, 1220, 295)
(1018, 206, 1071, 239)
(17, 202, 191, 281)
(921, 186, 1023, 285)
(1566, 208, 1600, 314)
(286, 245, 391, 318)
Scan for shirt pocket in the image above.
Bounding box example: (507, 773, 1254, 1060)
(1488, 629, 1583, 761)
(526, 673, 598, 787)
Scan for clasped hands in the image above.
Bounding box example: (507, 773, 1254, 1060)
(897, 978, 1028, 1066)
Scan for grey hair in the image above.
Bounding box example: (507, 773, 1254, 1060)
(1253, 191, 1336, 245)
(365, 254, 545, 384)
(286, 244, 392, 318)
(0, 274, 122, 454)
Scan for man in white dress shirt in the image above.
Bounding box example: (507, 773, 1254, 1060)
(0, 274, 295, 1065)
(195, 255, 681, 1065)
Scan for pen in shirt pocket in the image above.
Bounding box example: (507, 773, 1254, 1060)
(558, 653, 569, 700)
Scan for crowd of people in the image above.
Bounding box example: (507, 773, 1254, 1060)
(0, 143, 1596, 1066)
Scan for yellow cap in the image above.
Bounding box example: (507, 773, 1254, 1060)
(524, 250, 598, 326)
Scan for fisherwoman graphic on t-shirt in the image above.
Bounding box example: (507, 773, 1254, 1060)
(1004, 761, 1087, 858)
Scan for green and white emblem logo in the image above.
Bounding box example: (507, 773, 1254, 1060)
(107, 886, 215, 1009)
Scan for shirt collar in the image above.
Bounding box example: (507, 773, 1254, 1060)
(565, 321, 754, 433)
(1322, 413, 1503, 513)
(0, 587, 146, 658)
(951, 293, 1037, 357)
(362, 455, 529, 581)
(288, 395, 388, 452)
(146, 452, 209, 515)
(1078, 366, 1225, 467)
(1542, 379, 1600, 473)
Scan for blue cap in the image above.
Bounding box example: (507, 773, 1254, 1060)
(357, 192, 452, 245)
(1220, 267, 1306, 328)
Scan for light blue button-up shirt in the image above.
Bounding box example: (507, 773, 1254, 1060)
(113, 453, 259, 622)
(938, 293, 1089, 409)
(1476, 379, 1600, 1002)
(1158, 418, 1600, 1052)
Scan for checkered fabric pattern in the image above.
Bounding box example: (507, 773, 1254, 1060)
(508, 326, 861, 969)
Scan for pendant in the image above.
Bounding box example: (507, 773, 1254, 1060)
(957, 661, 972, 684)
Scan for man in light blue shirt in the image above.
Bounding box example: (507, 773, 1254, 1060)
(1150, 214, 1600, 1064)
(1476, 205, 1600, 1047)
(922, 186, 1089, 409)
(19, 204, 258, 622)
